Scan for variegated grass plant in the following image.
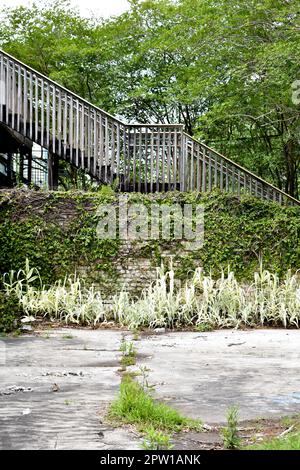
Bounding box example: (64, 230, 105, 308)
(2, 260, 300, 329)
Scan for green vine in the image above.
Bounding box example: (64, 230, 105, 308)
(0, 189, 300, 292)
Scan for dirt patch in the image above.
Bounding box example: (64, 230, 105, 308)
(173, 415, 300, 450)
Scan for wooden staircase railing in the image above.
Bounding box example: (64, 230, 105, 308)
(0, 48, 299, 205)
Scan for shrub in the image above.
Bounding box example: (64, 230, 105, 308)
(2, 262, 106, 326)
(0, 291, 22, 333)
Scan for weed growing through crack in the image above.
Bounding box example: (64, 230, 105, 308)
(119, 340, 136, 367)
(42, 330, 51, 339)
(141, 427, 174, 450)
(221, 405, 241, 449)
(64, 399, 74, 405)
(62, 334, 74, 340)
(195, 323, 214, 332)
(138, 366, 155, 393)
(108, 374, 201, 432)
(132, 330, 141, 341)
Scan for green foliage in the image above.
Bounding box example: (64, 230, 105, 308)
(221, 406, 241, 450)
(98, 184, 116, 198)
(248, 432, 300, 450)
(1, 190, 300, 313)
(119, 340, 137, 367)
(7, 257, 300, 330)
(4, 267, 107, 326)
(1, 0, 299, 195)
(0, 191, 120, 287)
(196, 323, 214, 333)
(198, 192, 300, 279)
(125, 190, 300, 280)
(108, 374, 201, 432)
(141, 427, 174, 450)
(113, 264, 300, 330)
(0, 291, 22, 333)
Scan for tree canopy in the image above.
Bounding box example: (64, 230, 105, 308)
(0, 0, 299, 196)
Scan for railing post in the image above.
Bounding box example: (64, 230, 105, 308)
(0, 53, 4, 123)
(27, 147, 32, 185)
(19, 146, 24, 182)
(6, 152, 12, 183)
(48, 151, 59, 190)
(180, 130, 186, 191)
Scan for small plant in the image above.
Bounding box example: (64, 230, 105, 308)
(196, 323, 214, 332)
(119, 340, 135, 355)
(141, 427, 174, 450)
(62, 334, 74, 340)
(99, 184, 115, 197)
(132, 330, 140, 341)
(42, 330, 51, 339)
(221, 405, 241, 449)
(2, 258, 42, 296)
(64, 399, 72, 405)
(119, 340, 136, 367)
(138, 365, 156, 393)
(11, 329, 21, 337)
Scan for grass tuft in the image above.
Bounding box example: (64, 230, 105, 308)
(141, 427, 174, 450)
(119, 340, 136, 367)
(108, 375, 201, 432)
(248, 431, 300, 450)
(221, 405, 241, 449)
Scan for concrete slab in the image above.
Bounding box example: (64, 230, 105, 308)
(0, 328, 140, 450)
(1, 327, 300, 449)
(132, 329, 300, 424)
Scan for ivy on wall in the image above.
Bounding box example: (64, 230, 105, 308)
(0, 189, 300, 290)
(0, 189, 120, 286)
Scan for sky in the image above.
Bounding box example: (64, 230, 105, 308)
(2, 0, 130, 18)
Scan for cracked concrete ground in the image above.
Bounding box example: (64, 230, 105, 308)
(131, 329, 300, 423)
(1, 328, 300, 449)
(0, 328, 141, 450)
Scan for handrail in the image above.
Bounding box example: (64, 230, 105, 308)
(129, 123, 184, 128)
(183, 132, 300, 206)
(0, 48, 125, 126)
(0, 48, 299, 205)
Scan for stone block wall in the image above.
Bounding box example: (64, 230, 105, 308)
(0, 190, 201, 298)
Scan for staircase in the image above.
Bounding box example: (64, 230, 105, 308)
(0, 49, 299, 205)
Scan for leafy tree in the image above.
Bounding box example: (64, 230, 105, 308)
(0, 0, 299, 196)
